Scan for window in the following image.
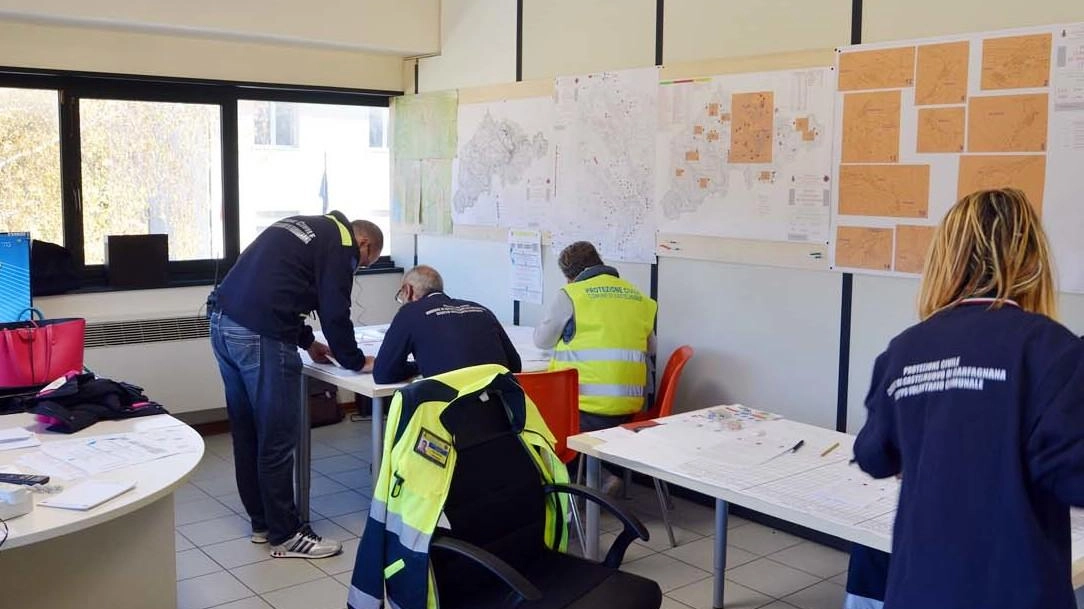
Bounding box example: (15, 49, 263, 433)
(239, 101, 391, 254)
(0, 68, 393, 290)
(254, 101, 298, 147)
(0, 88, 63, 245)
(80, 99, 224, 264)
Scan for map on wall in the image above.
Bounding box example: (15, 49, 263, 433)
(551, 67, 660, 264)
(830, 23, 1084, 293)
(655, 67, 835, 244)
(452, 95, 556, 228)
(390, 91, 457, 234)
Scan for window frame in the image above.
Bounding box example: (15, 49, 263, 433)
(0, 67, 398, 290)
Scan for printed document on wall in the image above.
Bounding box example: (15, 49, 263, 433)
(656, 68, 835, 244)
(552, 67, 659, 263)
(453, 96, 556, 228)
(509, 228, 543, 304)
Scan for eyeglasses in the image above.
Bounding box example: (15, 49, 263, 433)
(394, 286, 405, 304)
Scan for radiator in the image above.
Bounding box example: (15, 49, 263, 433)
(84, 316, 224, 416)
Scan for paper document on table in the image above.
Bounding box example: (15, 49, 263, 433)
(132, 415, 186, 432)
(139, 427, 202, 455)
(17, 451, 87, 480)
(854, 510, 896, 539)
(0, 427, 40, 451)
(299, 351, 364, 377)
(356, 325, 389, 341)
(747, 460, 899, 526)
(39, 479, 135, 511)
(509, 228, 543, 304)
(1071, 508, 1084, 542)
(41, 432, 189, 475)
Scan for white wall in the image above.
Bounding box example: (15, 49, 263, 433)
(417, 0, 516, 93)
(0, 0, 439, 55)
(403, 0, 1084, 435)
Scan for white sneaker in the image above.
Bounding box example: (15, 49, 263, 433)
(251, 530, 269, 544)
(270, 525, 343, 559)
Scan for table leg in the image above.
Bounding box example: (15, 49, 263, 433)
(296, 373, 311, 523)
(371, 395, 384, 476)
(714, 498, 729, 609)
(585, 455, 601, 562)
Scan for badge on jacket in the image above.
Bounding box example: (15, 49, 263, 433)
(414, 428, 452, 468)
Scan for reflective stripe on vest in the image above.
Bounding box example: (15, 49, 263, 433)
(552, 274, 656, 416)
(552, 348, 648, 364)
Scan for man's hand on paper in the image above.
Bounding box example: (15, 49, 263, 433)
(308, 341, 333, 364)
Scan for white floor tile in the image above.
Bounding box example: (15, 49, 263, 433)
(175, 483, 213, 505)
(177, 548, 223, 581)
(309, 441, 345, 460)
(308, 537, 361, 576)
(203, 536, 273, 569)
(621, 553, 711, 593)
(309, 518, 357, 541)
(178, 514, 251, 547)
(175, 497, 234, 526)
(758, 603, 801, 609)
(599, 531, 656, 563)
(768, 541, 849, 579)
(667, 577, 773, 609)
(309, 474, 348, 498)
(334, 572, 352, 586)
(176, 531, 196, 552)
(830, 572, 848, 586)
(230, 558, 326, 593)
(660, 596, 696, 609)
(217, 491, 249, 516)
(727, 558, 822, 598)
(310, 490, 370, 518)
(727, 523, 804, 556)
(212, 597, 273, 609)
(191, 456, 237, 482)
(262, 576, 348, 609)
(329, 510, 369, 537)
(176, 571, 252, 609)
(326, 468, 373, 491)
(667, 498, 723, 537)
(636, 517, 704, 552)
(782, 581, 847, 609)
(193, 474, 240, 498)
(664, 537, 758, 571)
(311, 454, 368, 475)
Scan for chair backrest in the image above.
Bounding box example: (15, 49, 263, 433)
(635, 346, 694, 422)
(435, 391, 551, 602)
(514, 369, 579, 463)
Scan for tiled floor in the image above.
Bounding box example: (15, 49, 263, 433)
(176, 419, 849, 609)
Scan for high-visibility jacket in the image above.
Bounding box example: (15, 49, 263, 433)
(348, 364, 569, 609)
(551, 269, 657, 416)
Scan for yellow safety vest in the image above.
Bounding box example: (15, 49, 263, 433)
(551, 273, 657, 416)
(349, 364, 569, 609)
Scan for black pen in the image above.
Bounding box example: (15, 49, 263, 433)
(789, 440, 805, 453)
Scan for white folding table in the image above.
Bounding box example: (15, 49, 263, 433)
(295, 324, 549, 520)
(568, 406, 1084, 609)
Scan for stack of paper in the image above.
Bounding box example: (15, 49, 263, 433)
(0, 427, 40, 452)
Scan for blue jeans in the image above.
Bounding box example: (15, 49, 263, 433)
(210, 311, 302, 545)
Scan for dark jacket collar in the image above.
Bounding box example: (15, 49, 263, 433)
(573, 265, 620, 283)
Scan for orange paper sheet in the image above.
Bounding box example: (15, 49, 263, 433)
(981, 34, 1052, 90)
(839, 47, 916, 91)
(917, 107, 966, 153)
(967, 94, 1048, 153)
(957, 155, 1047, 213)
(915, 41, 970, 105)
(835, 226, 894, 271)
(839, 164, 930, 218)
(729, 91, 774, 164)
(894, 225, 936, 274)
(842, 91, 902, 163)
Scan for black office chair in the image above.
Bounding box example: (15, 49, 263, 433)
(430, 389, 663, 609)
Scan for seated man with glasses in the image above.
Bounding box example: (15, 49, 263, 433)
(372, 265, 521, 383)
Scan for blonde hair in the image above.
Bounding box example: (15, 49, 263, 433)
(918, 188, 1056, 320)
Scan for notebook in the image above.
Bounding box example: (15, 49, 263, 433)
(39, 480, 135, 510)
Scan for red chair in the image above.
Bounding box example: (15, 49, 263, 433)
(514, 369, 589, 554)
(628, 346, 694, 547)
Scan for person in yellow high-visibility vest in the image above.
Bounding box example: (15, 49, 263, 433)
(534, 241, 657, 493)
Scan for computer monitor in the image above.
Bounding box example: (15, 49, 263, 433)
(0, 233, 32, 322)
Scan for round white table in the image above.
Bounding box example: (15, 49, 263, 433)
(0, 413, 203, 609)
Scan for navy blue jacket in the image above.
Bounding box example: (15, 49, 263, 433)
(213, 211, 366, 370)
(373, 293, 521, 383)
(855, 301, 1084, 609)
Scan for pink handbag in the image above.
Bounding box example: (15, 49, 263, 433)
(0, 308, 86, 389)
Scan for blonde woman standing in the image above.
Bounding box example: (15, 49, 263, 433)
(853, 188, 1084, 609)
